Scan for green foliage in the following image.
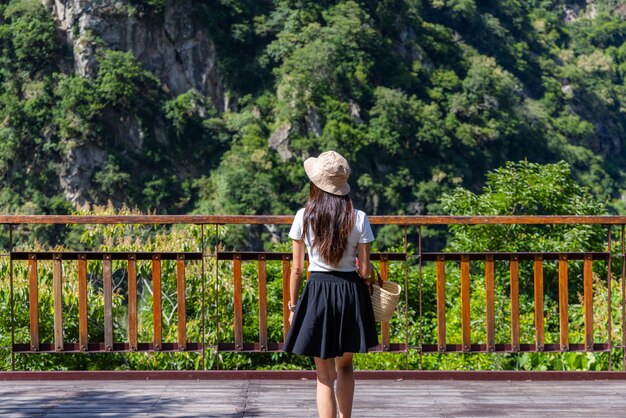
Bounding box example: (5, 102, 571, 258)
(419, 161, 615, 371)
(3, 1, 58, 74)
(272, 1, 379, 122)
(441, 160, 605, 252)
(54, 75, 98, 140)
(96, 50, 161, 110)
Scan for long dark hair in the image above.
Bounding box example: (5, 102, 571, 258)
(303, 182, 355, 266)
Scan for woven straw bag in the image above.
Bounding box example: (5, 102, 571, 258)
(368, 266, 401, 322)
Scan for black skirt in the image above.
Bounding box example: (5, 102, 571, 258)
(283, 270, 378, 359)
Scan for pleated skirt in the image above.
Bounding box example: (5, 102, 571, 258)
(283, 270, 378, 359)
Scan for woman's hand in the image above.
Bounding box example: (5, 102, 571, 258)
(356, 257, 375, 283)
(288, 311, 294, 326)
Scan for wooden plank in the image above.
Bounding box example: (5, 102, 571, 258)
(15, 250, 609, 261)
(5, 379, 626, 417)
(12, 252, 202, 261)
(177, 254, 187, 350)
(28, 255, 39, 351)
(559, 254, 569, 351)
(53, 254, 63, 351)
(128, 255, 138, 351)
(5, 214, 626, 225)
(534, 255, 544, 351)
(380, 255, 390, 351)
(460, 255, 470, 352)
(510, 255, 520, 351)
(152, 255, 162, 351)
(217, 252, 406, 262)
(233, 254, 243, 351)
(282, 255, 291, 339)
(485, 255, 495, 352)
(420, 252, 609, 261)
(78, 254, 88, 351)
(103, 255, 113, 351)
(584, 254, 593, 351)
(436, 255, 446, 352)
(258, 255, 268, 351)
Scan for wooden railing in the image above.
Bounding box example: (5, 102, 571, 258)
(10, 252, 202, 353)
(214, 251, 406, 353)
(422, 252, 611, 353)
(1, 215, 625, 370)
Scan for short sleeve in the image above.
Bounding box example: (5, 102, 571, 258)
(288, 209, 305, 240)
(358, 212, 375, 243)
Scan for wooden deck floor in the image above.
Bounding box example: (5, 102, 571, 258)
(2, 379, 626, 417)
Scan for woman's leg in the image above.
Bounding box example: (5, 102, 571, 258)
(334, 353, 354, 418)
(314, 357, 337, 418)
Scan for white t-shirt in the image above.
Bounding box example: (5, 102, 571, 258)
(288, 208, 375, 272)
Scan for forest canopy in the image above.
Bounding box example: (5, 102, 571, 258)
(0, 0, 625, 229)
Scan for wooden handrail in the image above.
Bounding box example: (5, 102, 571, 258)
(1, 215, 626, 225)
(13, 251, 200, 353)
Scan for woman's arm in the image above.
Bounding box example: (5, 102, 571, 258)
(357, 242, 372, 280)
(289, 239, 306, 323)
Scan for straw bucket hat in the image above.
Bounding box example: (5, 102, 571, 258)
(304, 151, 351, 196)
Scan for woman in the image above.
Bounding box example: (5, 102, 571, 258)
(283, 150, 378, 418)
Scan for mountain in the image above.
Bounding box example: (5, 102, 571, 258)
(1, 0, 626, 223)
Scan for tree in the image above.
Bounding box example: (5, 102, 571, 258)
(423, 161, 610, 371)
(441, 160, 606, 252)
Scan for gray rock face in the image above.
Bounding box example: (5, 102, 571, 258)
(268, 123, 293, 160)
(59, 144, 107, 206)
(42, 0, 223, 205)
(44, 0, 223, 105)
(305, 107, 321, 137)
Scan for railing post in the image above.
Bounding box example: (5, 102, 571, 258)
(200, 225, 205, 369)
(510, 255, 519, 352)
(403, 226, 409, 370)
(282, 254, 291, 339)
(258, 254, 268, 351)
(128, 254, 138, 352)
(417, 225, 423, 369)
(607, 225, 613, 370)
(215, 224, 220, 370)
(460, 254, 471, 352)
(28, 254, 39, 353)
(485, 254, 495, 352)
(583, 254, 593, 351)
(53, 253, 63, 352)
(534, 255, 544, 352)
(176, 253, 187, 351)
(233, 253, 243, 351)
(78, 253, 88, 352)
(9, 225, 14, 369)
(558, 254, 569, 352)
(436, 255, 446, 353)
(103, 254, 113, 352)
(152, 254, 162, 351)
(622, 225, 625, 371)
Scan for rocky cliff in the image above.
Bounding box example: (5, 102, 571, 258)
(41, 0, 223, 205)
